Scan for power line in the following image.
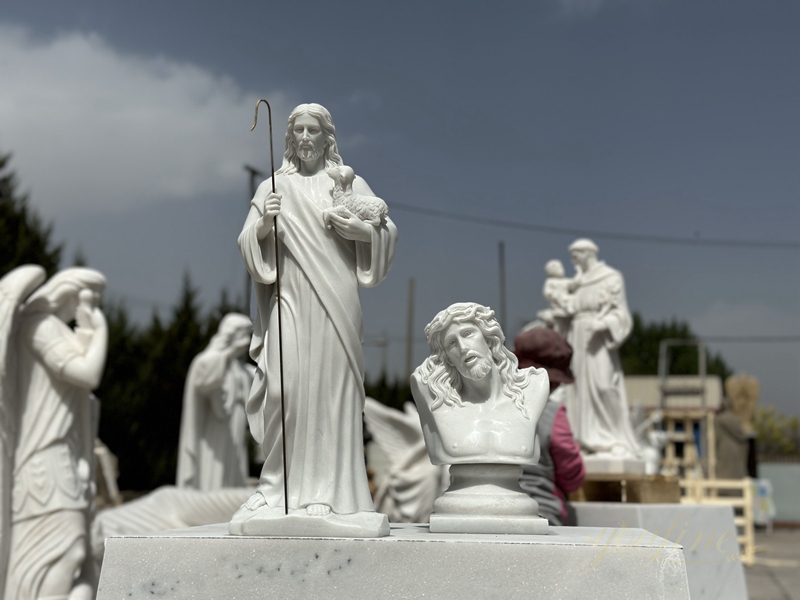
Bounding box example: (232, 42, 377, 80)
(391, 202, 800, 249)
(702, 336, 800, 343)
(367, 333, 800, 345)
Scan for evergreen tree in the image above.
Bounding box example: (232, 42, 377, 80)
(364, 374, 414, 413)
(620, 312, 732, 380)
(97, 275, 246, 490)
(0, 153, 61, 277)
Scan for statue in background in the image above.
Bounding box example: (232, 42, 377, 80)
(231, 103, 398, 537)
(363, 397, 448, 523)
(558, 239, 640, 462)
(411, 302, 550, 534)
(0, 265, 48, 597)
(716, 394, 750, 480)
(536, 259, 576, 335)
(176, 313, 254, 491)
(725, 374, 759, 435)
(1, 266, 107, 600)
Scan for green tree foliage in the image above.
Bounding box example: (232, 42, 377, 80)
(620, 312, 732, 380)
(365, 374, 414, 413)
(754, 405, 800, 457)
(96, 275, 243, 490)
(0, 153, 62, 277)
(0, 152, 249, 490)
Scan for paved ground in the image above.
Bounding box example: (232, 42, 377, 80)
(746, 528, 800, 600)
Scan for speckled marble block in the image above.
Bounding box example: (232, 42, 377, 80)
(572, 502, 746, 600)
(97, 523, 689, 599)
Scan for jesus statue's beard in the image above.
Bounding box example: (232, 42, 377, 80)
(456, 355, 493, 382)
(296, 145, 323, 163)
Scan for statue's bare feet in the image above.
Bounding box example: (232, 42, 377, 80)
(306, 503, 331, 516)
(243, 492, 267, 511)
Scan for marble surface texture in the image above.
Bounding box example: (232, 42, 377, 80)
(583, 455, 646, 475)
(233, 102, 398, 537)
(97, 523, 690, 599)
(410, 303, 551, 535)
(572, 502, 747, 600)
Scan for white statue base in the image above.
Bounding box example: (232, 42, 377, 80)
(229, 506, 389, 538)
(430, 464, 549, 534)
(96, 523, 690, 599)
(583, 454, 646, 475)
(572, 502, 747, 600)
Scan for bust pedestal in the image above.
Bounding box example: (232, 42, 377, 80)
(430, 464, 548, 534)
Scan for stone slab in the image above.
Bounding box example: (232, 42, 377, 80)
(229, 507, 390, 537)
(429, 513, 549, 534)
(572, 502, 747, 600)
(759, 463, 800, 522)
(583, 456, 647, 475)
(97, 523, 689, 599)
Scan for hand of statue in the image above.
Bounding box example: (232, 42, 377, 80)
(76, 304, 93, 329)
(262, 192, 282, 218)
(76, 289, 96, 329)
(257, 192, 281, 238)
(326, 208, 372, 243)
(586, 318, 607, 336)
(86, 306, 107, 330)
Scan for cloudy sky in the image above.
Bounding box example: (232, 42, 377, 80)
(1, 0, 799, 415)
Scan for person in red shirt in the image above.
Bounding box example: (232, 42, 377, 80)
(514, 326, 585, 525)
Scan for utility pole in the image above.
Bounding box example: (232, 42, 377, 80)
(498, 241, 507, 334)
(405, 278, 415, 380)
(243, 164, 265, 317)
(381, 329, 389, 378)
(362, 333, 389, 381)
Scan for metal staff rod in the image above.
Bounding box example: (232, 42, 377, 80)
(251, 99, 289, 516)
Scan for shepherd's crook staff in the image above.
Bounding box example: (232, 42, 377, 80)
(251, 99, 289, 516)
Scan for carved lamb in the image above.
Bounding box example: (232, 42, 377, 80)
(325, 165, 388, 227)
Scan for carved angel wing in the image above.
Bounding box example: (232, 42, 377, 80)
(363, 398, 425, 467)
(0, 264, 46, 595)
(0, 265, 47, 448)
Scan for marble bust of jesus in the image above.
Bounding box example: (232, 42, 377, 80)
(410, 302, 552, 534)
(411, 302, 550, 465)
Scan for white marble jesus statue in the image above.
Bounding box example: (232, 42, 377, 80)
(230, 103, 397, 537)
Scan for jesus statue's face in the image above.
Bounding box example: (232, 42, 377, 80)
(442, 321, 493, 382)
(291, 113, 326, 164)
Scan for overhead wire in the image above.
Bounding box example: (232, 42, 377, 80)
(391, 202, 800, 249)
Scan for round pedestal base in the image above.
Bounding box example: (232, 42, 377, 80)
(430, 463, 548, 535)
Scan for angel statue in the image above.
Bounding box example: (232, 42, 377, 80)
(363, 397, 448, 523)
(0, 265, 107, 600)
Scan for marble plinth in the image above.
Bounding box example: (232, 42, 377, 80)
(583, 455, 646, 475)
(572, 502, 746, 600)
(430, 513, 549, 534)
(229, 507, 389, 538)
(97, 523, 689, 600)
(429, 463, 548, 534)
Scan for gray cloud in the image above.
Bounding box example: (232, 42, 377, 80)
(0, 23, 293, 214)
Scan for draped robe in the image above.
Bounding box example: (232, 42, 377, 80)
(176, 348, 253, 491)
(239, 171, 397, 515)
(7, 313, 95, 599)
(563, 261, 639, 455)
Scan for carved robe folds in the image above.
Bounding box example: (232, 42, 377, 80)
(239, 172, 397, 514)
